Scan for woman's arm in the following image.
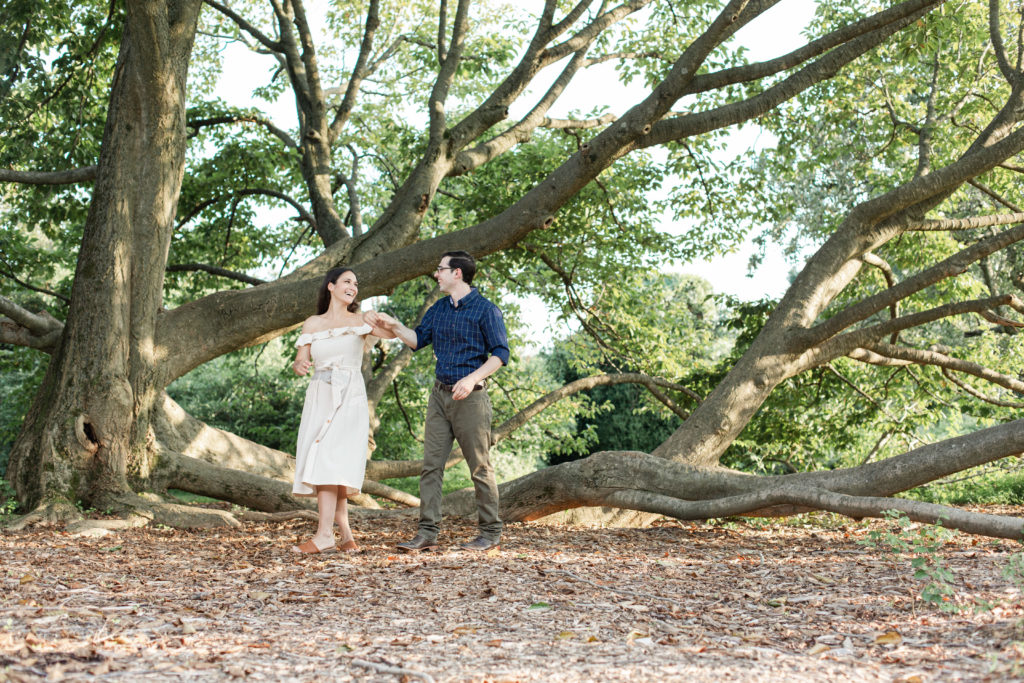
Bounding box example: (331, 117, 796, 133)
(292, 318, 315, 375)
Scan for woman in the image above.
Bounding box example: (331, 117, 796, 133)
(290, 266, 392, 554)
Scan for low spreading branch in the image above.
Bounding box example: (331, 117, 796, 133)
(602, 485, 1024, 539)
(362, 480, 420, 507)
(0, 166, 97, 185)
(442, 435, 1024, 540)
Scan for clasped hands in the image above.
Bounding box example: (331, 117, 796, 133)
(364, 310, 397, 330)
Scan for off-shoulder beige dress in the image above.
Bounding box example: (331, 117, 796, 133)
(292, 324, 373, 497)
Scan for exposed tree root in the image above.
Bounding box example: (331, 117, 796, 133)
(93, 492, 241, 530)
(3, 500, 81, 531)
(147, 502, 241, 529)
(153, 394, 294, 481)
(441, 443, 1024, 540)
(348, 492, 382, 508)
(155, 451, 313, 513)
(236, 510, 319, 523)
(65, 514, 153, 538)
(600, 486, 1024, 540)
(363, 480, 420, 507)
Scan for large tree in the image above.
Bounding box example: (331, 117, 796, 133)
(3, 0, 1024, 538)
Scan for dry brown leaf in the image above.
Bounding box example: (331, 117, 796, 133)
(876, 631, 903, 645)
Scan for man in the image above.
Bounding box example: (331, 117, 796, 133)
(375, 251, 509, 552)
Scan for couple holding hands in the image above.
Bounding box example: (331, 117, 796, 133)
(290, 250, 508, 555)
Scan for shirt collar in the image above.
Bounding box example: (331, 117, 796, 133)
(447, 286, 480, 309)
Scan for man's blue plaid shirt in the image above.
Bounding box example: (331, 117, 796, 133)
(414, 288, 510, 384)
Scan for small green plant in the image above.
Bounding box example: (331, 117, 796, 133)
(1002, 552, 1024, 592)
(0, 479, 17, 519)
(860, 509, 960, 613)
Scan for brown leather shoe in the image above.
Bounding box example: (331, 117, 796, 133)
(396, 534, 439, 553)
(458, 536, 500, 552)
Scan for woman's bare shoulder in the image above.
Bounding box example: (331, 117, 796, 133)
(300, 315, 328, 334)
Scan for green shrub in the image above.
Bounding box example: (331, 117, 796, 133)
(904, 467, 1024, 506)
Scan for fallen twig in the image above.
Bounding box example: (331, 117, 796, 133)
(351, 658, 435, 682)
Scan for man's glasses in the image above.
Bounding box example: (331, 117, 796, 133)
(434, 266, 454, 273)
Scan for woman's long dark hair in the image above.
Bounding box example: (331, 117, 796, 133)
(316, 267, 360, 315)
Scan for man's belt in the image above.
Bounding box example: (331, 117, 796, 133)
(434, 380, 486, 393)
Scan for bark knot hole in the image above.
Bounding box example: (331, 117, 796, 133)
(75, 415, 100, 455)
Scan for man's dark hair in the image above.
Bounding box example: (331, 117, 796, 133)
(444, 250, 477, 284)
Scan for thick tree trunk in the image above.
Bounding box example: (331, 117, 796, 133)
(6, 1, 202, 512)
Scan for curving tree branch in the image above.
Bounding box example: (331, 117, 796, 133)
(640, 1, 939, 150)
(165, 263, 267, 286)
(907, 212, 1024, 232)
(176, 187, 317, 231)
(818, 294, 1023, 363)
(0, 166, 97, 185)
(859, 341, 1024, 396)
(861, 252, 899, 342)
(327, 0, 380, 145)
(0, 297, 63, 351)
(804, 222, 1024, 347)
(682, 0, 940, 97)
(187, 114, 298, 149)
(450, 46, 593, 177)
(201, 0, 282, 52)
(941, 368, 1024, 408)
(989, 0, 1020, 85)
(539, 113, 617, 130)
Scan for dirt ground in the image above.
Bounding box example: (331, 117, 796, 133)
(2, 507, 1024, 682)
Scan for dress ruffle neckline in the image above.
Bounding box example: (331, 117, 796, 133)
(295, 323, 372, 347)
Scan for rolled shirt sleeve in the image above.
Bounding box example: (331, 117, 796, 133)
(482, 305, 510, 366)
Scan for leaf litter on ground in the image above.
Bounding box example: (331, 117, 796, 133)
(1, 506, 1023, 681)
